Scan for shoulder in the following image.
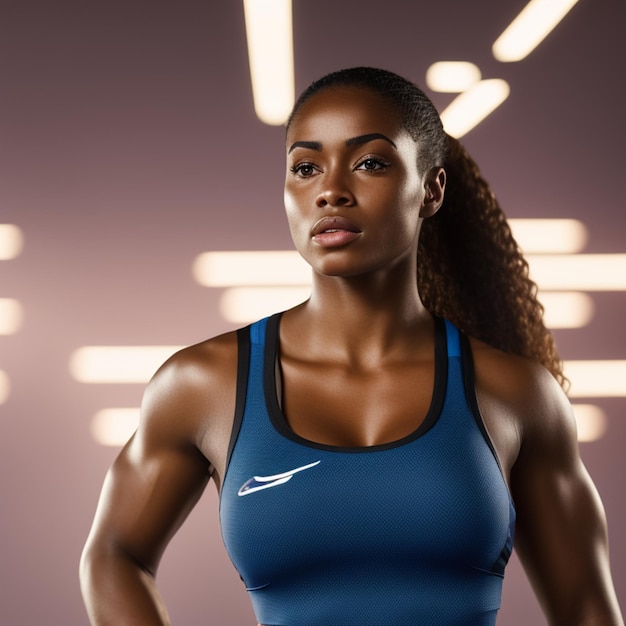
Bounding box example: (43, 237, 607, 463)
(467, 336, 578, 478)
(136, 328, 243, 482)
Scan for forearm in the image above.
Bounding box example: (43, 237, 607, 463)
(80, 549, 171, 626)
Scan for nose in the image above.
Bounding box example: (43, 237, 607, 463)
(315, 172, 355, 208)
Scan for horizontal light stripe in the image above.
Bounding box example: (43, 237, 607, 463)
(193, 250, 310, 287)
(0, 298, 23, 335)
(426, 61, 481, 93)
(0, 224, 24, 260)
(571, 404, 607, 443)
(244, 0, 294, 125)
(193, 250, 626, 292)
(0, 370, 9, 405)
(508, 218, 587, 253)
(492, 0, 580, 62)
(439, 79, 510, 138)
(91, 408, 140, 446)
(528, 254, 626, 290)
(70, 346, 184, 383)
(565, 361, 626, 398)
(220, 286, 311, 323)
(539, 292, 593, 329)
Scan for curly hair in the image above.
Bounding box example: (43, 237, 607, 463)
(288, 67, 566, 388)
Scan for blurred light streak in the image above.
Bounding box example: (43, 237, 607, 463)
(193, 250, 310, 287)
(0, 370, 9, 405)
(0, 224, 24, 260)
(91, 408, 140, 446)
(70, 346, 183, 383)
(539, 292, 593, 329)
(508, 218, 586, 253)
(527, 254, 626, 290)
(565, 361, 626, 398)
(439, 79, 510, 138)
(426, 62, 481, 92)
(220, 286, 311, 323)
(243, 0, 294, 125)
(493, 0, 580, 62)
(571, 404, 608, 442)
(0, 298, 23, 335)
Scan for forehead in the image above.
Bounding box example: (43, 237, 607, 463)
(287, 86, 404, 141)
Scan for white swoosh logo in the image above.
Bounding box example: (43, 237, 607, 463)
(237, 460, 321, 496)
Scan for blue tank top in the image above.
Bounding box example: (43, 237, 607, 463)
(220, 314, 515, 626)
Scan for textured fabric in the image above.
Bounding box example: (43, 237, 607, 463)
(219, 315, 515, 626)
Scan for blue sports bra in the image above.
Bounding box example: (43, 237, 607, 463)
(220, 314, 515, 626)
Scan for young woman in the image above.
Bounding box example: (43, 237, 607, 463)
(80, 67, 623, 625)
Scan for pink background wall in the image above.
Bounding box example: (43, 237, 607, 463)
(1, 1, 624, 623)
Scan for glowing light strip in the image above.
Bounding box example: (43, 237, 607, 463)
(527, 254, 626, 290)
(0, 370, 9, 405)
(193, 250, 626, 292)
(539, 292, 593, 329)
(91, 408, 140, 446)
(571, 404, 607, 443)
(193, 250, 310, 287)
(508, 218, 586, 253)
(221, 286, 311, 322)
(565, 361, 626, 398)
(0, 224, 24, 260)
(439, 79, 510, 138)
(243, 0, 294, 125)
(0, 298, 24, 335)
(425, 62, 481, 93)
(493, 0, 580, 62)
(69, 346, 184, 383)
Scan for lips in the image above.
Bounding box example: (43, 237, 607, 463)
(311, 216, 361, 237)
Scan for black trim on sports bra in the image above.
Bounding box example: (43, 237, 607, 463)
(263, 313, 448, 453)
(459, 331, 507, 479)
(225, 325, 251, 473)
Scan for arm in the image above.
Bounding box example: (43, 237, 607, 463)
(80, 337, 236, 625)
(510, 368, 623, 625)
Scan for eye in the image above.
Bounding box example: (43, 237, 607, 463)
(355, 157, 389, 172)
(290, 162, 318, 178)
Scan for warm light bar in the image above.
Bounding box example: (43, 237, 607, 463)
(91, 408, 140, 446)
(508, 218, 587, 253)
(0, 370, 9, 405)
(243, 0, 294, 125)
(539, 292, 593, 329)
(439, 79, 510, 138)
(193, 250, 310, 287)
(493, 0, 580, 62)
(571, 404, 607, 443)
(220, 286, 311, 323)
(425, 62, 481, 93)
(0, 298, 23, 335)
(0, 224, 24, 260)
(527, 254, 626, 290)
(70, 346, 184, 383)
(565, 360, 626, 398)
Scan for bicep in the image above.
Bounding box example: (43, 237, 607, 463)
(511, 381, 621, 624)
(85, 375, 212, 575)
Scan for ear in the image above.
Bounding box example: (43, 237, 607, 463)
(419, 167, 446, 218)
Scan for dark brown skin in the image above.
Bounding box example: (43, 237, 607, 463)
(80, 86, 623, 625)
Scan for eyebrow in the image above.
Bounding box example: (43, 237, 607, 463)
(288, 133, 397, 154)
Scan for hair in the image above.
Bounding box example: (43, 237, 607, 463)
(288, 67, 566, 389)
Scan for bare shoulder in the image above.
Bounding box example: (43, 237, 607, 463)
(138, 328, 240, 485)
(467, 337, 577, 480)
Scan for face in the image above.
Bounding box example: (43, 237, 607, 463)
(284, 85, 438, 279)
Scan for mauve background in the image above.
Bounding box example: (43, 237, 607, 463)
(0, 0, 624, 624)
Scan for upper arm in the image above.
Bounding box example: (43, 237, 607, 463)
(84, 336, 237, 575)
(510, 367, 623, 625)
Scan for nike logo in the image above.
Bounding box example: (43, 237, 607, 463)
(237, 460, 321, 496)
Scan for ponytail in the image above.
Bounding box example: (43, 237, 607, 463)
(418, 136, 567, 389)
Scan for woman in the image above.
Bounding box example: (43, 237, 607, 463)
(80, 67, 623, 625)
